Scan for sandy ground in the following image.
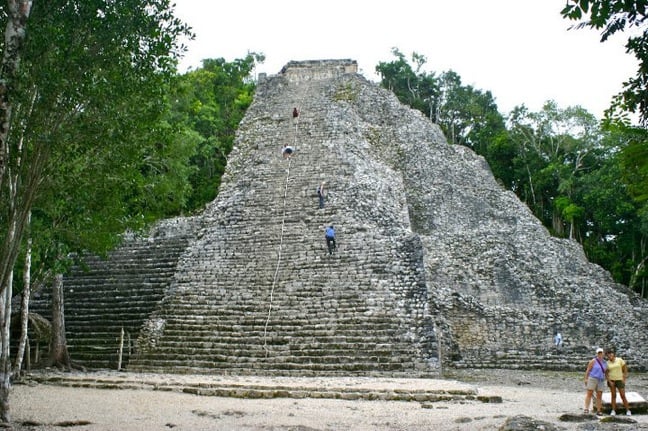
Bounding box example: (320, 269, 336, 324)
(7, 369, 648, 431)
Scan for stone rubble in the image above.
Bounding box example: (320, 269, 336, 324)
(32, 59, 648, 376)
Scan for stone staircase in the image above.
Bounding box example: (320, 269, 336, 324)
(128, 68, 436, 375)
(29, 218, 198, 369)
(453, 348, 594, 371)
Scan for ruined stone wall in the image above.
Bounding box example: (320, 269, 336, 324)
(47, 59, 648, 374)
(279, 59, 358, 82)
(339, 70, 648, 369)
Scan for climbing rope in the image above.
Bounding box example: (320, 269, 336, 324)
(263, 93, 307, 356)
(263, 156, 292, 356)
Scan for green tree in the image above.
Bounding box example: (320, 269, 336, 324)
(376, 50, 506, 158)
(434, 71, 506, 153)
(505, 106, 648, 294)
(0, 0, 191, 421)
(506, 101, 602, 236)
(562, 0, 648, 290)
(15, 51, 263, 374)
(613, 124, 648, 292)
(576, 148, 641, 288)
(376, 48, 438, 119)
(170, 54, 261, 210)
(0, 1, 33, 421)
(561, 0, 648, 125)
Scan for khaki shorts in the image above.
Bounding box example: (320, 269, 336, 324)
(608, 379, 626, 389)
(586, 377, 606, 392)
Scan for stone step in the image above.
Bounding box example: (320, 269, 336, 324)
(126, 359, 413, 373)
(61, 302, 166, 312)
(131, 341, 410, 354)
(64, 273, 177, 283)
(21, 371, 485, 404)
(137, 340, 411, 354)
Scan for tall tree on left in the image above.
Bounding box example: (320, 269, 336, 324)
(0, 0, 192, 422)
(0, 1, 34, 424)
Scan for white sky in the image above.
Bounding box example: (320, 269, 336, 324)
(172, 0, 638, 119)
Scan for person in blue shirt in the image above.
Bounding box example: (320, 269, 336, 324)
(325, 225, 336, 255)
(583, 347, 607, 416)
(554, 332, 563, 349)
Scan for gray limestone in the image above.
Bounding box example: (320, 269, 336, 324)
(37, 59, 648, 375)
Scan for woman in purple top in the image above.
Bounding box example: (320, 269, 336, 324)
(584, 347, 607, 415)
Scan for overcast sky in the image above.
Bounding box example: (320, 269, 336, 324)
(172, 0, 637, 119)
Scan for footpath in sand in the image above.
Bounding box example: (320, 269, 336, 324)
(8, 369, 648, 430)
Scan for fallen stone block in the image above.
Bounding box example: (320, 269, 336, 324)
(601, 391, 647, 414)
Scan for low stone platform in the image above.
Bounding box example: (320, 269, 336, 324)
(601, 391, 648, 414)
(18, 370, 504, 404)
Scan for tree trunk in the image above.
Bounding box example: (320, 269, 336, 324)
(0, 0, 31, 185)
(569, 220, 576, 241)
(552, 210, 564, 237)
(0, 0, 34, 293)
(0, 274, 12, 422)
(0, 7, 34, 420)
(13, 212, 31, 376)
(629, 256, 648, 293)
(48, 273, 70, 369)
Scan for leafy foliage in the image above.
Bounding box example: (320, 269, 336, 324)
(375, 49, 506, 154)
(0, 0, 194, 288)
(169, 54, 262, 210)
(560, 1, 648, 294)
(376, 49, 648, 295)
(376, 49, 437, 118)
(561, 0, 648, 125)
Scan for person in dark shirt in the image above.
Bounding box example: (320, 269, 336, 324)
(282, 144, 295, 159)
(325, 225, 336, 255)
(317, 182, 326, 209)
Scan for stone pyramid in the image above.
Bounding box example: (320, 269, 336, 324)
(41, 59, 648, 375)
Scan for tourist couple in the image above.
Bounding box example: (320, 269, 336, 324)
(583, 347, 631, 416)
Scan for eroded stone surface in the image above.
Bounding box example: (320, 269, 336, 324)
(37, 59, 648, 375)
